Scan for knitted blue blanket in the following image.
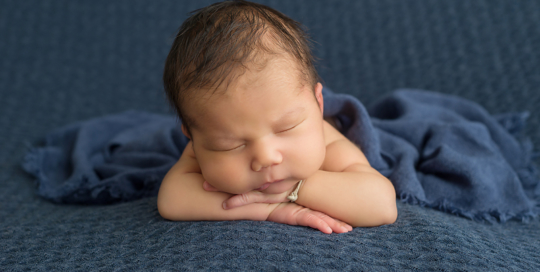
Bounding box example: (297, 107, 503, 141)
(23, 88, 540, 222)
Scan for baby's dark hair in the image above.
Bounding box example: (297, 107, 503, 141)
(163, 0, 319, 135)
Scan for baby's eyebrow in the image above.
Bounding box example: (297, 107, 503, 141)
(277, 107, 305, 121)
(276, 107, 305, 122)
(204, 135, 242, 149)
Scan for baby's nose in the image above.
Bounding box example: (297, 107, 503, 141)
(251, 141, 283, 172)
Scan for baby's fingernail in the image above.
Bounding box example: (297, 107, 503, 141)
(341, 226, 349, 232)
(222, 202, 228, 209)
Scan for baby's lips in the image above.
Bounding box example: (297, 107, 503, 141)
(202, 181, 218, 191)
(256, 179, 284, 191)
(256, 183, 271, 191)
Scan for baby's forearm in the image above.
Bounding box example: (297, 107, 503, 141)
(158, 172, 278, 222)
(296, 167, 397, 227)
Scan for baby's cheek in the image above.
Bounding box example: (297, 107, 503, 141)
(290, 131, 326, 176)
(201, 159, 251, 194)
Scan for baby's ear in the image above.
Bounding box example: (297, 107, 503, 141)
(314, 82, 324, 114)
(181, 124, 192, 140)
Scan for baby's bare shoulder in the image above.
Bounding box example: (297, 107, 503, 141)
(183, 141, 196, 159)
(321, 119, 370, 171)
(323, 119, 347, 146)
(168, 141, 201, 176)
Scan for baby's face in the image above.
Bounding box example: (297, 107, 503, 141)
(185, 58, 326, 195)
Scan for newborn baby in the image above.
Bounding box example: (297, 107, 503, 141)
(157, 0, 397, 234)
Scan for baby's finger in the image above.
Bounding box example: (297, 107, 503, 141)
(327, 217, 353, 232)
(223, 192, 259, 209)
(313, 212, 352, 233)
(296, 210, 333, 234)
(223, 191, 286, 209)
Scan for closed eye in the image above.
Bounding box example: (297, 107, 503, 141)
(219, 144, 245, 152)
(278, 120, 304, 133)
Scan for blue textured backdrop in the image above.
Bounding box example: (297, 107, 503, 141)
(1, 0, 540, 270)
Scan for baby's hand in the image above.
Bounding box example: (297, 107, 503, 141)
(202, 181, 352, 234)
(202, 181, 293, 209)
(267, 202, 353, 234)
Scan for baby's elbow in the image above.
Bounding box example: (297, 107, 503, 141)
(157, 189, 187, 221)
(351, 205, 397, 227)
(381, 201, 398, 225)
(380, 181, 398, 225)
(351, 198, 397, 227)
(369, 178, 398, 226)
(157, 196, 176, 221)
(364, 200, 397, 227)
(158, 199, 192, 221)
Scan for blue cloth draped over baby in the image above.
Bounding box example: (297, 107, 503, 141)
(22, 88, 540, 222)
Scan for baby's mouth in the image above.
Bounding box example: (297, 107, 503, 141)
(256, 179, 284, 191)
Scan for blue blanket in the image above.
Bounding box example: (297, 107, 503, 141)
(22, 88, 540, 222)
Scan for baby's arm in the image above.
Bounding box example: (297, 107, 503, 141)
(295, 121, 397, 227)
(157, 149, 272, 221)
(157, 142, 351, 233)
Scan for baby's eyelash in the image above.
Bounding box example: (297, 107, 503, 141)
(222, 144, 245, 152)
(279, 126, 296, 133)
(279, 120, 303, 133)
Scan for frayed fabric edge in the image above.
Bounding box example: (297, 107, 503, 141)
(399, 192, 539, 224)
(21, 143, 167, 205)
(21, 145, 68, 203)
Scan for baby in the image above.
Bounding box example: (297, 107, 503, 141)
(157, 0, 397, 234)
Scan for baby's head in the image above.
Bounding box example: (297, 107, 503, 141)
(163, 0, 326, 194)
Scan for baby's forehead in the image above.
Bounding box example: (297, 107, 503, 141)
(187, 85, 314, 130)
(231, 55, 307, 86)
(195, 84, 312, 112)
(184, 56, 315, 124)
(196, 57, 308, 98)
